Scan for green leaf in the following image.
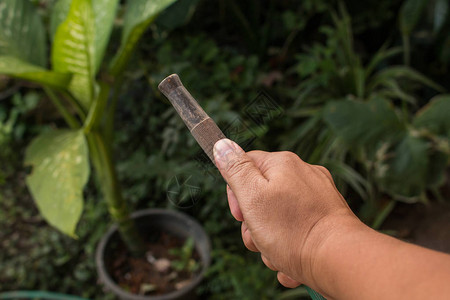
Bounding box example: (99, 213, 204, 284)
(51, 0, 118, 73)
(0, 56, 71, 89)
(156, 0, 200, 30)
(371, 200, 396, 230)
(399, 0, 428, 36)
(24, 130, 90, 237)
(369, 66, 445, 93)
(380, 79, 416, 104)
(323, 97, 404, 146)
(324, 159, 369, 200)
(414, 95, 450, 139)
(425, 151, 448, 187)
(92, 0, 119, 73)
(365, 45, 402, 77)
(433, 0, 449, 33)
(380, 134, 429, 198)
(50, 0, 71, 40)
(110, 0, 178, 76)
(0, 0, 47, 66)
(52, 0, 96, 111)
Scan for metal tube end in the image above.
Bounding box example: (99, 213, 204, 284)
(158, 74, 182, 97)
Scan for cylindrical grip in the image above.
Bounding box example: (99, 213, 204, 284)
(158, 74, 209, 131)
(191, 117, 226, 164)
(159, 74, 227, 165)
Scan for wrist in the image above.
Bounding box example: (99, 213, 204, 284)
(297, 211, 365, 291)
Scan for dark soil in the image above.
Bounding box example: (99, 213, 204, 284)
(107, 232, 201, 296)
(382, 202, 450, 254)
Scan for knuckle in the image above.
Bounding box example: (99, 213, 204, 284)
(271, 151, 304, 170)
(316, 165, 333, 179)
(225, 156, 253, 178)
(242, 233, 257, 252)
(277, 272, 300, 288)
(280, 151, 297, 159)
(278, 151, 303, 164)
(261, 254, 277, 271)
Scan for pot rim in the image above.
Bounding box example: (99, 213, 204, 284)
(95, 208, 211, 300)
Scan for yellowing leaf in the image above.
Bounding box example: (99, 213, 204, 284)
(52, 0, 95, 111)
(25, 130, 90, 237)
(51, 0, 119, 73)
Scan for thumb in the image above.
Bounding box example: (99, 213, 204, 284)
(213, 139, 266, 192)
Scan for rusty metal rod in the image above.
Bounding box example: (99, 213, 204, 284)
(158, 74, 226, 164)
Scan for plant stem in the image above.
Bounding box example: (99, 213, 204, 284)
(43, 87, 80, 129)
(86, 130, 145, 256)
(62, 90, 87, 121)
(402, 34, 410, 66)
(84, 82, 111, 134)
(103, 81, 122, 145)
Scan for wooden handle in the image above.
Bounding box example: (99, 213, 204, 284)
(158, 74, 226, 164)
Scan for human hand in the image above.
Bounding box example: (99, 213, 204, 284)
(213, 138, 360, 288)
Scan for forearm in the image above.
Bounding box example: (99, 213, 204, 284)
(212, 141, 450, 297)
(307, 217, 450, 300)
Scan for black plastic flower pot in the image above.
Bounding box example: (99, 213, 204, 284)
(96, 209, 211, 300)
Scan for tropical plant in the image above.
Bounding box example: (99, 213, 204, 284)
(399, 0, 450, 66)
(0, 0, 178, 256)
(280, 5, 449, 227)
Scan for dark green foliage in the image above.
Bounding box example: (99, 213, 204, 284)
(0, 0, 47, 67)
(279, 5, 448, 226)
(169, 237, 199, 272)
(202, 250, 279, 299)
(323, 98, 404, 146)
(1, 0, 450, 298)
(381, 135, 429, 197)
(0, 182, 114, 299)
(0, 91, 40, 182)
(414, 95, 450, 139)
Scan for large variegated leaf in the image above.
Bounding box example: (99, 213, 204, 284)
(110, 0, 177, 76)
(52, 0, 95, 111)
(25, 130, 89, 237)
(0, 0, 47, 66)
(51, 0, 119, 73)
(414, 95, 450, 139)
(0, 56, 71, 89)
(323, 97, 404, 146)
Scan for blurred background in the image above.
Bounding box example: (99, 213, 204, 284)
(1, 0, 449, 299)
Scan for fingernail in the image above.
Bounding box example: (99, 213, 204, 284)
(214, 139, 235, 160)
(214, 139, 245, 169)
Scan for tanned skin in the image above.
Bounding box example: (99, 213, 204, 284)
(213, 138, 450, 300)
